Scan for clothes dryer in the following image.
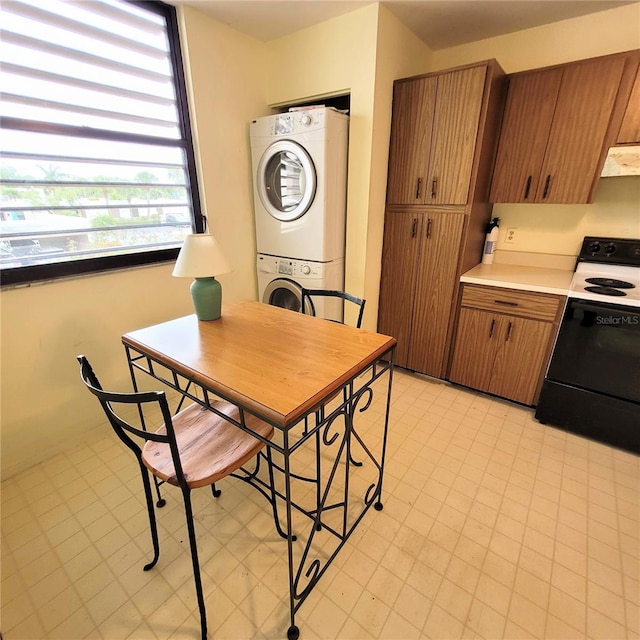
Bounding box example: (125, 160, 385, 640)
(257, 253, 344, 322)
(250, 107, 349, 263)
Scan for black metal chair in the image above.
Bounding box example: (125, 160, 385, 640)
(76, 355, 282, 640)
(300, 288, 366, 328)
(299, 289, 367, 471)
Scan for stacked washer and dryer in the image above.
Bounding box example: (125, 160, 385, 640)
(250, 107, 349, 322)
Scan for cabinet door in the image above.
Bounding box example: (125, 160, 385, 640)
(428, 66, 486, 205)
(538, 56, 626, 203)
(617, 67, 640, 144)
(448, 307, 497, 392)
(386, 78, 437, 205)
(489, 316, 553, 405)
(378, 212, 423, 367)
(408, 212, 464, 377)
(489, 68, 562, 203)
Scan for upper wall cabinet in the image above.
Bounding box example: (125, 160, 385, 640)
(617, 63, 640, 144)
(386, 65, 486, 205)
(490, 54, 630, 204)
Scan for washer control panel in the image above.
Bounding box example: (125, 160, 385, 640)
(258, 254, 324, 279)
(269, 108, 327, 136)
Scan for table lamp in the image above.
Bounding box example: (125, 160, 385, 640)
(172, 232, 232, 321)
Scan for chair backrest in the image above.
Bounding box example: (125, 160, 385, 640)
(77, 355, 188, 487)
(300, 288, 366, 328)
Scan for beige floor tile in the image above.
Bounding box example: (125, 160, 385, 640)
(434, 578, 473, 624)
(475, 573, 512, 616)
(423, 603, 465, 639)
(2, 371, 638, 640)
(586, 606, 627, 639)
(366, 564, 404, 608)
(482, 550, 517, 588)
(507, 592, 547, 638)
(453, 535, 487, 570)
(548, 586, 586, 633)
(351, 589, 391, 637)
(392, 582, 431, 630)
(304, 593, 349, 638)
(587, 580, 627, 622)
(379, 610, 422, 639)
(551, 561, 587, 603)
(466, 597, 507, 638)
(339, 617, 376, 639)
(544, 613, 584, 639)
(625, 599, 640, 637)
(445, 555, 480, 595)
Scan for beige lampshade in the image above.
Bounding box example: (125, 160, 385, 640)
(172, 233, 233, 278)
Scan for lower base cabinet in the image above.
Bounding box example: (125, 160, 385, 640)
(448, 284, 564, 405)
(378, 209, 464, 377)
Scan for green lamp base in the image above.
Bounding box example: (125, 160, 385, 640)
(190, 277, 223, 321)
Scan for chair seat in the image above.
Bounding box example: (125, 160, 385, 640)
(142, 401, 274, 489)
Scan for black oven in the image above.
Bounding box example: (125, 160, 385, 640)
(535, 243, 640, 455)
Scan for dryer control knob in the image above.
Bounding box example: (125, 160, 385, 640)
(301, 264, 311, 275)
(300, 113, 312, 126)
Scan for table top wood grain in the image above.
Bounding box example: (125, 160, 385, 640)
(122, 300, 396, 428)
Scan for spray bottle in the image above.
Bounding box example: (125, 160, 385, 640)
(482, 217, 500, 265)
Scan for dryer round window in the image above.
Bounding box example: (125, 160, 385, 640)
(257, 140, 316, 222)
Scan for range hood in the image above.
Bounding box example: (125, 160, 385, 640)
(601, 145, 640, 177)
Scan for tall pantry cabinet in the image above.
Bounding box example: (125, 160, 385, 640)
(378, 60, 506, 378)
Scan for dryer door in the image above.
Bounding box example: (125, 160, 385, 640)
(257, 140, 317, 222)
(262, 278, 313, 314)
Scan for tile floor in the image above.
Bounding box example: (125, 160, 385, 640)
(2, 369, 639, 639)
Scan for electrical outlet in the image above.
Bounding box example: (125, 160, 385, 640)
(505, 227, 517, 244)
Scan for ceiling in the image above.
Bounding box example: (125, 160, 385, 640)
(171, 0, 638, 50)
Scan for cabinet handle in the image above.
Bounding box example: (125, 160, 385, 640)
(411, 218, 418, 238)
(426, 217, 432, 239)
(542, 175, 551, 199)
(494, 299, 518, 307)
(431, 178, 437, 198)
(524, 176, 532, 199)
(489, 319, 496, 338)
(415, 177, 422, 199)
(505, 321, 513, 342)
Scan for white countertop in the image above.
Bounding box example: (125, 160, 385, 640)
(460, 263, 573, 296)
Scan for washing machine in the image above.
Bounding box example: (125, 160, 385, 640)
(250, 107, 349, 263)
(257, 253, 344, 322)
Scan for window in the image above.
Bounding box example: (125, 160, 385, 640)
(0, 0, 203, 286)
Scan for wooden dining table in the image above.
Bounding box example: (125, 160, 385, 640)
(122, 299, 396, 639)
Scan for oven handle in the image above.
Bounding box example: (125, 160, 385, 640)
(570, 300, 640, 325)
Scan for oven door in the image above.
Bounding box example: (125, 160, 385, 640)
(546, 298, 640, 402)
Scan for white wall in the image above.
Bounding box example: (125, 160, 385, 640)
(179, 6, 270, 301)
(431, 4, 640, 74)
(0, 265, 194, 479)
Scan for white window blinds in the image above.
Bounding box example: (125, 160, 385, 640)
(0, 0, 201, 284)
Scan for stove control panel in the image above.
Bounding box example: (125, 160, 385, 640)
(579, 237, 640, 266)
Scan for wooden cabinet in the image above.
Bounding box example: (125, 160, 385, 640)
(617, 65, 640, 144)
(387, 65, 486, 206)
(490, 54, 627, 204)
(378, 210, 464, 374)
(386, 77, 436, 205)
(379, 60, 506, 379)
(449, 285, 564, 405)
